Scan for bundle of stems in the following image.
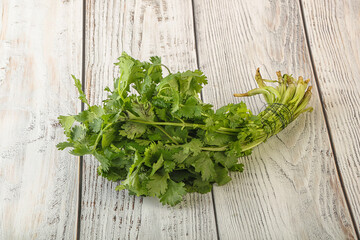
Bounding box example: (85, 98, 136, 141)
(232, 68, 313, 151)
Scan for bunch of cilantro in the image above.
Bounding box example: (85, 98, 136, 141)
(57, 52, 313, 206)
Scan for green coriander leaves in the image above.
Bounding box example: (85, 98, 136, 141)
(57, 52, 312, 206)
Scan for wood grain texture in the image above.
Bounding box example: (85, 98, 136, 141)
(193, 0, 357, 239)
(302, 0, 360, 233)
(81, 1, 217, 239)
(0, 0, 82, 239)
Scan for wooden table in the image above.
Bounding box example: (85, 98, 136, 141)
(1, 0, 359, 239)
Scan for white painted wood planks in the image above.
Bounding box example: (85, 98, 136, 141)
(193, 0, 356, 238)
(302, 0, 360, 234)
(0, 0, 82, 239)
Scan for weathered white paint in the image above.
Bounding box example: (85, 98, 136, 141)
(302, 0, 360, 233)
(194, 0, 356, 239)
(80, 1, 217, 239)
(2, 0, 359, 239)
(0, 0, 82, 239)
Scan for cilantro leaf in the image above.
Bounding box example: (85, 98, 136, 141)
(164, 160, 176, 173)
(56, 142, 73, 150)
(214, 164, 232, 185)
(120, 122, 147, 139)
(93, 151, 111, 171)
(204, 131, 234, 146)
(187, 178, 213, 194)
(160, 180, 187, 206)
(213, 152, 238, 169)
(183, 139, 203, 156)
(72, 75, 89, 107)
(114, 52, 145, 99)
(70, 147, 91, 156)
(180, 70, 207, 94)
(229, 163, 245, 172)
(191, 152, 216, 181)
(74, 110, 96, 124)
(89, 118, 103, 133)
(129, 101, 155, 121)
(70, 125, 87, 142)
(172, 149, 190, 164)
(150, 154, 164, 176)
(176, 96, 202, 119)
(58, 115, 75, 136)
(147, 173, 169, 197)
(102, 127, 117, 148)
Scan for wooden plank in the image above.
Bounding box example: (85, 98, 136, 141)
(80, 1, 217, 239)
(302, 0, 360, 233)
(193, 0, 357, 239)
(0, 0, 82, 239)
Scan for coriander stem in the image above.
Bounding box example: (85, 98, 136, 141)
(218, 127, 241, 133)
(93, 131, 102, 152)
(117, 71, 124, 97)
(161, 64, 171, 74)
(240, 135, 267, 151)
(129, 119, 203, 129)
(153, 125, 179, 145)
(92, 122, 115, 152)
(128, 119, 240, 135)
(215, 130, 237, 136)
(200, 146, 228, 152)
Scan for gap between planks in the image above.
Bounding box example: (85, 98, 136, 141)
(298, 0, 360, 238)
(75, 0, 86, 239)
(190, 0, 221, 239)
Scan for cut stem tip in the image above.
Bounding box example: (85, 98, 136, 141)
(233, 93, 249, 97)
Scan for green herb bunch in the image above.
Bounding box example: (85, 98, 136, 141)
(57, 52, 313, 206)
